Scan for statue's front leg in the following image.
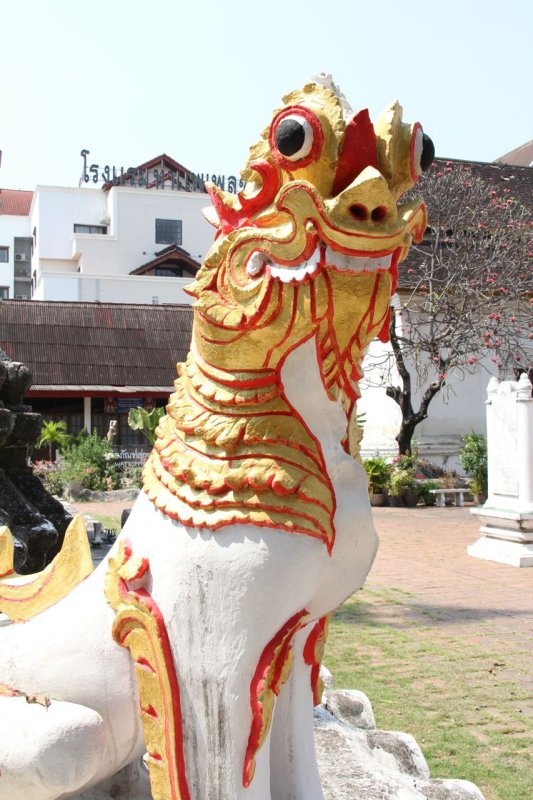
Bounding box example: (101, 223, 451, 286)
(122, 503, 329, 800)
(0, 694, 106, 800)
(269, 624, 325, 800)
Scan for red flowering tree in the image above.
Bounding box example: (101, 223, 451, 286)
(372, 162, 532, 455)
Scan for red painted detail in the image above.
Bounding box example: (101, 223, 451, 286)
(147, 752, 164, 763)
(165, 437, 330, 493)
(389, 249, 400, 294)
(0, 568, 15, 579)
(243, 609, 309, 787)
(237, 160, 281, 218)
(206, 160, 280, 234)
(410, 123, 423, 183)
(194, 363, 277, 391)
(269, 105, 324, 173)
(332, 109, 378, 196)
(351, 272, 382, 354)
(264, 284, 299, 367)
(303, 617, 329, 707)
(115, 547, 191, 800)
(377, 305, 392, 343)
(135, 657, 157, 673)
(0, 683, 17, 697)
(0, 561, 57, 603)
(142, 704, 160, 719)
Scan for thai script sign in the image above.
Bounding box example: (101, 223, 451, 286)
(80, 150, 245, 194)
(112, 444, 151, 466)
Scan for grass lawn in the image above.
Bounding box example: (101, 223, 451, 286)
(324, 587, 532, 800)
(91, 513, 122, 532)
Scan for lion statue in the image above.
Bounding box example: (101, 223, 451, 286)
(0, 75, 433, 799)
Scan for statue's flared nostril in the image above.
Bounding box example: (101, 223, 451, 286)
(421, 134, 435, 172)
(371, 206, 387, 222)
(350, 204, 388, 223)
(350, 204, 369, 221)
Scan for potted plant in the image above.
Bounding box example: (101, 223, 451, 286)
(388, 469, 410, 506)
(363, 457, 391, 506)
(459, 433, 488, 504)
(418, 480, 439, 506)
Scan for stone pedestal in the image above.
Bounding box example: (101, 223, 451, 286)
(470, 374, 533, 567)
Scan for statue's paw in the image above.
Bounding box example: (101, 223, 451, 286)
(0, 695, 105, 799)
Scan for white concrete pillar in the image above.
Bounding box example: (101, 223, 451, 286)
(83, 397, 92, 433)
(516, 374, 533, 511)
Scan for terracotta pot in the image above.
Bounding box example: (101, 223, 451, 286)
(370, 492, 387, 507)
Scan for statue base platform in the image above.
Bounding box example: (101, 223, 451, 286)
(469, 507, 533, 567)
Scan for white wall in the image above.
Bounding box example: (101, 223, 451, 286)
(33, 271, 194, 305)
(359, 336, 493, 470)
(31, 186, 106, 261)
(0, 214, 31, 298)
(31, 184, 215, 283)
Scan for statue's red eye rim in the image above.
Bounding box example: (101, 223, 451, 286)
(269, 105, 324, 171)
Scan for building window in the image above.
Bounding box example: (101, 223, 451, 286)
(0, 247, 8, 263)
(155, 218, 182, 245)
(0, 287, 9, 299)
(155, 266, 183, 277)
(73, 224, 107, 234)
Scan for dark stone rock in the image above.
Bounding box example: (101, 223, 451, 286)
(0, 351, 72, 574)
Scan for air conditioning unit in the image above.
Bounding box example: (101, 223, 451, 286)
(15, 253, 27, 262)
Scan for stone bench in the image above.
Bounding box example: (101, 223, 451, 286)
(429, 488, 465, 508)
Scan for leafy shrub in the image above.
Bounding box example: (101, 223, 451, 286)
(63, 432, 122, 491)
(128, 406, 165, 445)
(122, 464, 144, 489)
(459, 432, 488, 495)
(33, 459, 66, 496)
(417, 479, 439, 505)
(363, 457, 391, 493)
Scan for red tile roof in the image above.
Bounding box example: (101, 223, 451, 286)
(0, 189, 33, 216)
(494, 140, 533, 167)
(0, 300, 193, 393)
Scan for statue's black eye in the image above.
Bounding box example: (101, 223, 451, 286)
(421, 134, 435, 172)
(274, 114, 314, 162)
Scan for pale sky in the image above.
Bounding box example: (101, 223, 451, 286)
(1, 0, 531, 191)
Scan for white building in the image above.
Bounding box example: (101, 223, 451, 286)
(0, 189, 33, 300)
(1, 154, 219, 306)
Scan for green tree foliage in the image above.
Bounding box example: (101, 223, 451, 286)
(36, 420, 71, 460)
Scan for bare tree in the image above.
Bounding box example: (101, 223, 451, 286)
(367, 161, 532, 455)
